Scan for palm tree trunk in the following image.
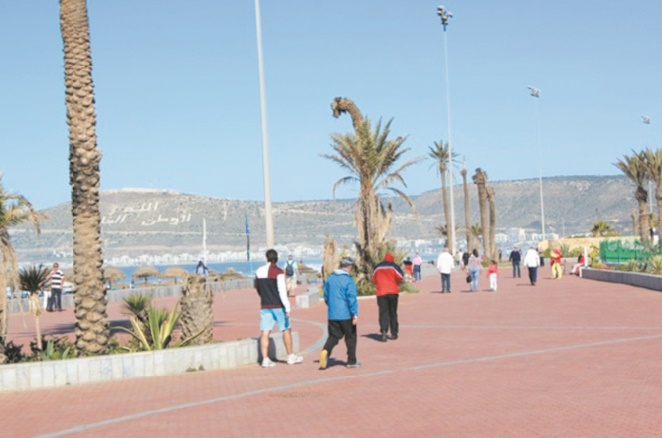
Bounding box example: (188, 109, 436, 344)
(635, 188, 650, 242)
(180, 275, 213, 344)
(473, 169, 490, 257)
(487, 185, 497, 260)
(461, 168, 471, 251)
(61, 0, 109, 355)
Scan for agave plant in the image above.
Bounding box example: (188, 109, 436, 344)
(18, 265, 49, 351)
(646, 255, 662, 275)
(119, 304, 204, 351)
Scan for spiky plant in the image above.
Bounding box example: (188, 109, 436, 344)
(18, 265, 49, 351)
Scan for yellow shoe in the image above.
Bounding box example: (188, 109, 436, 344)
(319, 349, 328, 370)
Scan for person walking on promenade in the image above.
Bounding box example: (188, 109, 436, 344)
(319, 257, 360, 369)
(46, 262, 64, 312)
(436, 247, 454, 293)
(254, 249, 303, 368)
(461, 250, 470, 270)
(551, 248, 563, 279)
(467, 249, 482, 292)
(412, 252, 423, 282)
(509, 246, 521, 278)
(486, 260, 499, 291)
(372, 253, 404, 342)
(523, 247, 541, 286)
(195, 260, 208, 276)
(284, 254, 298, 297)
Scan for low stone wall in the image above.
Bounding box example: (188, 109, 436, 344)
(0, 331, 298, 392)
(296, 286, 322, 309)
(7, 278, 253, 314)
(581, 268, 662, 292)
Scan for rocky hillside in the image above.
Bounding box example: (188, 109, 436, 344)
(10, 175, 634, 261)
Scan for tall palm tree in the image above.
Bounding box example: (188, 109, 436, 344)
(472, 168, 491, 257)
(486, 185, 497, 260)
(180, 275, 213, 345)
(640, 147, 662, 235)
(18, 265, 50, 352)
(614, 151, 650, 242)
(591, 221, 618, 237)
(60, 0, 109, 355)
(324, 109, 420, 281)
(460, 164, 472, 251)
(0, 176, 42, 363)
(428, 140, 457, 251)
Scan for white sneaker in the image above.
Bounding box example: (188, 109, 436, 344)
(287, 354, 304, 365)
(261, 358, 275, 368)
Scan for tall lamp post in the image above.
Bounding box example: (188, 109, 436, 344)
(642, 116, 653, 213)
(528, 85, 546, 241)
(254, 0, 274, 248)
(437, 5, 457, 254)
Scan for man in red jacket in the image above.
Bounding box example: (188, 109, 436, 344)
(372, 253, 404, 342)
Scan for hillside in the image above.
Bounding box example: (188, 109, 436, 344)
(10, 175, 634, 262)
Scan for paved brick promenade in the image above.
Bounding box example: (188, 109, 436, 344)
(2, 265, 662, 437)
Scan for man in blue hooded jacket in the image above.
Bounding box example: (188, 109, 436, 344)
(319, 257, 360, 369)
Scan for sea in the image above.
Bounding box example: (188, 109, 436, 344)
(117, 258, 322, 285)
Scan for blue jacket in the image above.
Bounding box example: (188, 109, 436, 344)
(324, 269, 359, 321)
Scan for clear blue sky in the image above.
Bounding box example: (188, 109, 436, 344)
(2, 0, 661, 210)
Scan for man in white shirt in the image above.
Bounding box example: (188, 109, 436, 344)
(436, 247, 454, 293)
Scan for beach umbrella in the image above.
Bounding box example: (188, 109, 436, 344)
(103, 266, 125, 289)
(162, 266, 189, 284)
(217, 268, 248, 281)
(132, 265, 160, 284)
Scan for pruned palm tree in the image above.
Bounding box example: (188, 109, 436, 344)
(18, 265, 50, 352)
(428, 140, 458, 251)
(487, 185, 497, 260)
(470, 224, 482, 250)
(640, 148, 662, 235)
(615, 152, 650, 242)
(179, 275, 213, 345)
(61, 0, 109, 356)
(472, 168, 491, 257)
(322, 235, 338, 281)
(0, 176, 43, 363)
(323, 111, 421, 282)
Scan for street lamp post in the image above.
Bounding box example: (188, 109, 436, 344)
(437, 5, 457, 255)
(254, 0, 275, 248)
(528, 85, 546, 241)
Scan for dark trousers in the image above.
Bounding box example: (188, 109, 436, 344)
(323, 319, 357, 365)
(440, 273, 451, 292)
(527, 267, 538, 285)
(377, 294, 399, 336)
(512, 262, 521, 277)
(47, 288, 62, 311)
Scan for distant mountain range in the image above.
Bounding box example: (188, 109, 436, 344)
(10, 175, 633, 262)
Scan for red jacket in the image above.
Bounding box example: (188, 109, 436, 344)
(372, 260, 404, 296)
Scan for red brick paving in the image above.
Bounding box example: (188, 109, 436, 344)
(2, 265, 662, 437)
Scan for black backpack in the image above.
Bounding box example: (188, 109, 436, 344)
(285, 261, 294, 277)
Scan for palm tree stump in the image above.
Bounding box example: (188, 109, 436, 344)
(180, 275, 213, 345)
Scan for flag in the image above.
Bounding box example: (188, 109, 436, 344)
(245, 212, 251, 262)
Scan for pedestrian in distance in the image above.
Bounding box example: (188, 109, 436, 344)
(486, 260, 498, 291)
(467, 249, 482, 292)
(195, 260, 208, 276)
(284, 254, 298, 297)
(319, 257, 360, 369)
(46, 262, 64, 312)
(372, 253, 404, 342)
(551, 248, 563, 279)
(523, 247, 541, 286)
(436, 247, 454, 293)
(412, 252, 423, 282)
(509, 246, 521, 278)
(254, 249, 303, 368)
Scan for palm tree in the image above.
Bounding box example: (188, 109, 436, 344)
(460, 164, 472, 251)
(18, 265, 50, 351)
(487, 185, 497, 260)
(640, 148, 662, 236)
(615, 152, 650, 242)
(428, 140, 458, 251)
(0, 176, 42, 363)
(472, 168, 491, 257)
(591, 221, 618, 237)
(324, 99, 420, 281)
(60, 0, 109, 355)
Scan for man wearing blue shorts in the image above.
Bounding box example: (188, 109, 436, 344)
(255, 249, 304, 368)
